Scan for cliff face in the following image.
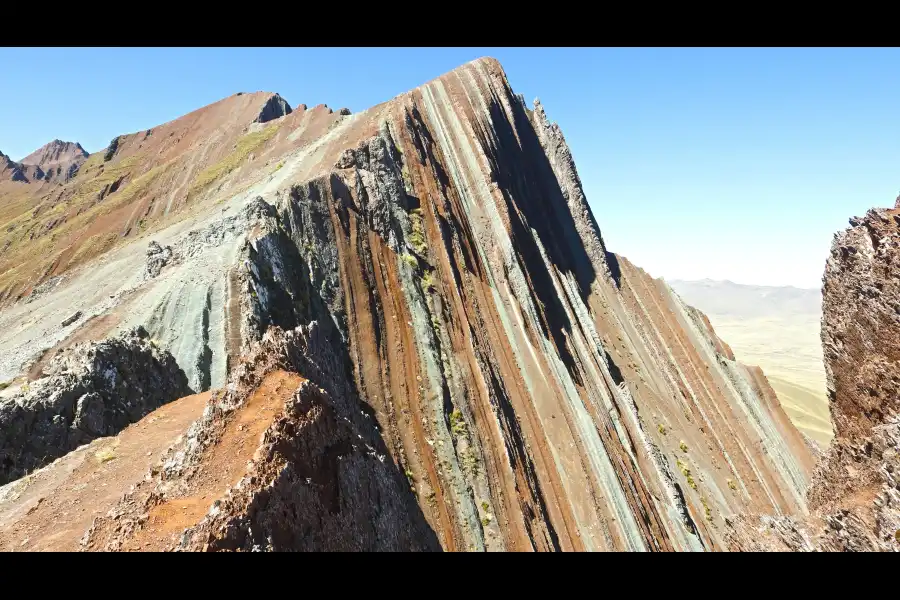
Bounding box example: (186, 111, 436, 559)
(0, 58, 815, 551)
(727, 202, 900, 552)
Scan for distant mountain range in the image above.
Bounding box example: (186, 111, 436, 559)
(666, 278, 821, 320)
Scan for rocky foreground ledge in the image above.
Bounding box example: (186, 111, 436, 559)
(0, 327, 190, 485)
(81, 322, 439, 551)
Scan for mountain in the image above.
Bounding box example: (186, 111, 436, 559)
(668, 279, 832, 447)
(0, 150, 27, 182)
(0, 141, 89, 185)
(727, 199, 900, 551)
(20, 139, 89, 167)
(19, 139, 89, 183)
(0, 91, 296, 306)
(666, 279, 821, 319)
(0, 59, 820, 551)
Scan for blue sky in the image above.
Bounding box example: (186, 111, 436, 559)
(2, 47, 898, 288)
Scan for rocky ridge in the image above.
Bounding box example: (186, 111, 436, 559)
(726, 199, 900, 552)
(0, 58, 820, 551)
(0, 326, 190, 485)
(82, 323, 440, 551)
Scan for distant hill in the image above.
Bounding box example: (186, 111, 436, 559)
(666, 279, 821, 319)
(668, 279, 833, 446)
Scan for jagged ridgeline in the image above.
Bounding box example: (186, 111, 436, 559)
(0, 59, 816, 551)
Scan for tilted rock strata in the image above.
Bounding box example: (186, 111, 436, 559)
(0, 58, 816, 551)
(0, 326, 190, 485)
(81, 323, 440, 552)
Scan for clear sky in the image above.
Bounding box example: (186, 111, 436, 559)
(2, 47, 898, 288)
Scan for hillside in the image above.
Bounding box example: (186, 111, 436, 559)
(668, 279, 832, 446)
(0, 58, 817, 551)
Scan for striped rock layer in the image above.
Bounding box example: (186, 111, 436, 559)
(0, 59, 814, 551)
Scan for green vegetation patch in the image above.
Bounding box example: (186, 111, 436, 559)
(421, 269, 436, 293)
(401, 253, 418, 269)
(449, 408, 467, 438)
(189, 124, 280, 197)
(408, 208, 427, 255)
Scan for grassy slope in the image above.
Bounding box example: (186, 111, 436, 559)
(0, 123, 283, 303)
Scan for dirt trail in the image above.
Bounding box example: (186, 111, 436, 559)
(0, 391, 210, 552)
(119, 370, 303, 551)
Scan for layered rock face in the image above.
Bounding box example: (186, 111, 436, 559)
(0, 326, 190, 485)
(727, 201, 900, 552)
(0, 58, 817, 551)
(82, 323, 440, 551)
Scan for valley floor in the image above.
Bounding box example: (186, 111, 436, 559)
(703, 314, 833, 447)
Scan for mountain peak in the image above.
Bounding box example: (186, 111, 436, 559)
(254, 93, 292, 124)
(17, 139, 89, 183)
(20, 139, 88, 168)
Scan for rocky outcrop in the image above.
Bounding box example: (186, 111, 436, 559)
(0, 326, 190, 485)
(727, 202, 900, 552)
(0, 150, 29, 183)
(144, 240, 174, 279)
(81, 323, 440, 551)
(254, 93, 292, 124)
(103, 136, 120, 162)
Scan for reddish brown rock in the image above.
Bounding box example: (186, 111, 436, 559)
(19, 140, 89, 183)
(80, 323, 439, 552)
(0, 59, 818, 552)
(727, 203, 900, 552)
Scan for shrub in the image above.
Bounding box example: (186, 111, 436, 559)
(408, 208, 427, 254)
(95, 446, 117, 464)
(402, 253, 418, 268)
(421, 269, 436, 293)
(700, 496, 713, 522)
(449, 409, 466, 438)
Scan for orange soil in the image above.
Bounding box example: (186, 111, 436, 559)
(119, 370, 303, 551)
(0, 391, 210, 552)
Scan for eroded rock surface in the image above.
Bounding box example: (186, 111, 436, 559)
(0, 58, 820, 551)
(19, 140, 89, 183)
(82, 323, 440, 552)
(144, 241, 174, 279)
(727, 202, 900, 552)
(255, 94, 292, 124)
(0, 326, 190, 485)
